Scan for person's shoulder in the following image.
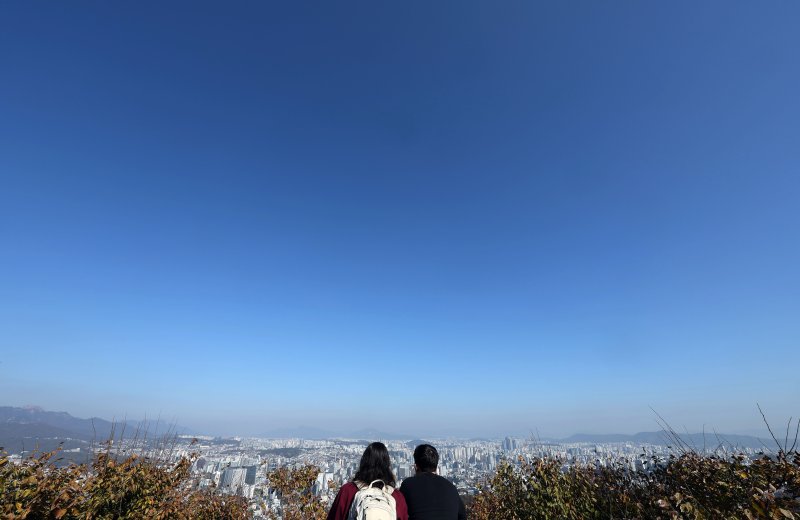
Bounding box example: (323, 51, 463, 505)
(339, 481, 359, 495)
(392, 489, 408, 519)
(445, 477, 462, 497)
(439, 474, 457, 485)
(391, 488, 406, 503)
(399, 475, 419, 488)
(431, 474, 458, 490)
(399, 476, 419, 495)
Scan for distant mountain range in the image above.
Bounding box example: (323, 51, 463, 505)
(256, 426, 414, 440)
(254, 427, 770, 450)
(1, 406, 773, 454)
(557, 431, 772, 451)
(0, 406, 190, 454)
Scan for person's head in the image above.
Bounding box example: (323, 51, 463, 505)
(354, 442, 396, 487)
(413, 444, 439, 473)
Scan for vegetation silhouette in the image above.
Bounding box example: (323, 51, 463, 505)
(0, 421, 248, 519)
(2, 410, 798, 519)
(468, 410, 800, 520)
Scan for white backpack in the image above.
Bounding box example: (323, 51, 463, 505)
(348, 480, 397, 520)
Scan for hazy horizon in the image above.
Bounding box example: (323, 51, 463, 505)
(1, 401, 783, 440)
(2, 2, 798, 439)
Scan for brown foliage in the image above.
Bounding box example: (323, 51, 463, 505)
(265, 465, 327, 520)
(470, 452, 800, 520)
(0, 447, 248, 519)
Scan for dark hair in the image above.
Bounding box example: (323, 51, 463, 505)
(353, 442, 396, 487)
(413, 444, 439, 473)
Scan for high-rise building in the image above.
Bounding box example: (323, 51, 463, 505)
(245, 465, 258, 485)
(220, 467, 248, 489)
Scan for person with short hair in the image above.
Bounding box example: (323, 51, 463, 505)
(327, 441, 409, 520)
(399, 444, 467, 520)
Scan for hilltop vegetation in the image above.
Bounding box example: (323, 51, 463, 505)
(0, 447, 248, 519)
(470, 452, 800, 520)
(3, 435, 799, 519)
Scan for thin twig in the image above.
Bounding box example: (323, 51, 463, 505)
(757, 403, 783, 453)
(702, 424, 706, 454)
(784, 417, 792, 453)
(683, 425, 698, 453)
(651, 407, 691, 454)
(789, 418, 800, 454)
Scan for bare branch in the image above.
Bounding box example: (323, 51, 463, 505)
(683, 425, 698, 453)
(757, 403, 784, 454)
(790, 417, 800, 454)
(651, 407, 691, 455)
(702, 424, 706, 454)
(784, 417, 792, 453)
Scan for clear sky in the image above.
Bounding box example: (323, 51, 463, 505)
(1, 1, 798, 438)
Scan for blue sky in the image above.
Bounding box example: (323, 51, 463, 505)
(1, 1, 798, 438)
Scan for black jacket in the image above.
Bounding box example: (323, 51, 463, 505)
(399, 472, 467, 520)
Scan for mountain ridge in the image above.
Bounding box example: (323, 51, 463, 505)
(557, 430, 771, 450)
(1, 406, 773, 452)
(0, 406, 192, 453)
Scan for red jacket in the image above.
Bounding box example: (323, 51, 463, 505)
(326, 481, 408, 520)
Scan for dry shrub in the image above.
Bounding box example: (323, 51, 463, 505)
(0, 447, 248, 519)
(5, 441, 798, 519)
(470, 452, 800, 520)
(265, 465, 327, 520)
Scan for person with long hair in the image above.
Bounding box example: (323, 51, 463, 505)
(327, 441, 408, 520)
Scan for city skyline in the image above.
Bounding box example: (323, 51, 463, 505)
(0, 403, 776, 447)
(2, 1, 799, 438)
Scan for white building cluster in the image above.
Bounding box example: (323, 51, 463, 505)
(124, 434, 762, 519)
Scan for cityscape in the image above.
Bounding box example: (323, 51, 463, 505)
(6, 431, 764, 519)
(3, 0, 799, 517)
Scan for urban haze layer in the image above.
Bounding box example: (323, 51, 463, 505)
(9, 433, 762, 519)
(1, 406, 774, 518)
